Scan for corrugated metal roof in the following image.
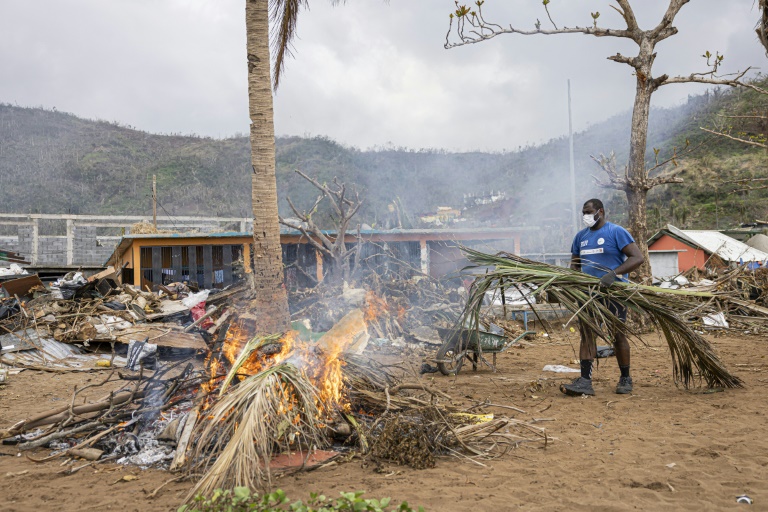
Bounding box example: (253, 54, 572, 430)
(667, 225, 768, 262)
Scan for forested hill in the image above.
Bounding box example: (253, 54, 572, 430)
(1, 82, 765, 230)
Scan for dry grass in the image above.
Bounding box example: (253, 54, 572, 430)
(129, 221, 174, 235)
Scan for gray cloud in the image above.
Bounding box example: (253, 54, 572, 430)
(1, 0, 764, 150)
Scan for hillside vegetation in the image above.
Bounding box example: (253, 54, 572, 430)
(1, 79, 766, 232)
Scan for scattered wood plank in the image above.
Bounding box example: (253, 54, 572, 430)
(170, 405, 199, 471)
(112, 325, 206, 350)
(144, 300, 189, 321)
(729, 298, 768, 317)
(183, 305, 218, 333)
(1, 274, 44, 298)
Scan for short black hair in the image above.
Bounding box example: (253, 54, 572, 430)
(584, 198, 604, 211)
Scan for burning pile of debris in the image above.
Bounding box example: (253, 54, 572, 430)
(289, 273, 464, 347)
(183, 298, 548, 495)
(0, 277, 551, 497)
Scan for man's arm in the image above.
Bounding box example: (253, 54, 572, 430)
(614, 242, 645, 276)
(570, 254, 581, 272)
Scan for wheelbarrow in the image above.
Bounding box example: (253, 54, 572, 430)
(434, 327, 535, 376)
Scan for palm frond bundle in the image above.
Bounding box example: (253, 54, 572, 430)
(342, 354, 396, 390)
(186, 363, 328, 499)
(460, 248, 742, 389)
(368, 406, 549, 467)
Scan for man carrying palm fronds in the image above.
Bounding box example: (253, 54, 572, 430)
(561, 199, 645, 397)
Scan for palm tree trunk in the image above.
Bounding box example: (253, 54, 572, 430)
(242, 0, 291, 335)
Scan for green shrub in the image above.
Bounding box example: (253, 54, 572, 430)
(178, 488, 424, 512)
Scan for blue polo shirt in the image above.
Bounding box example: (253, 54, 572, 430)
(571, 222, 635, 281)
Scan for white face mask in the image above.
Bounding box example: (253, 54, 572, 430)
(583, 212, 599, 228)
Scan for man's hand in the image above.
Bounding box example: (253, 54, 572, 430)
(599, 270, 617, 288)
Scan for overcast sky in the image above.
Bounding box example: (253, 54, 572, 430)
(1, 1, 765, 151)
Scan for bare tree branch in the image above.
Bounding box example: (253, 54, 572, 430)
(716, 114, 768, 120)
(657, 68, 765, 91)
(614, 0, 640, 34)
(649, 0, 689, 41)
(279, 214, 331, 256)
(700, 127, 768, 149)
(644, 138, 706, 178)
(590, 152, 628, 191)
(284, 195, 335, 251)
(647, 174, 684, 188)
(607, 52, 640, 68)
(280, 170, 364, 284)
(445, 1, 633, 49)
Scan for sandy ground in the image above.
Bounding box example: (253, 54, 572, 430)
(0, 330, 766, 511)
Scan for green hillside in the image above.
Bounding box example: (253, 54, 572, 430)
(1, 78, 766, 232)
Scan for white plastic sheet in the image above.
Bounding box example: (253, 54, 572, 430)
(542, 364, 580, 373)
(0, 264, 28, 276)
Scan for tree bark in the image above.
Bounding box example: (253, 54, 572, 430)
(243, 0, 291, 335)
(624, 38, 655, 282)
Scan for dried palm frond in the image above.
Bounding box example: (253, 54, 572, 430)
(460, 248, 742, 389)
(369, 406, 549, 467)
(342, 354, 397, 391)
(186, 363, 328, 499)
(219, 333, 282, 395)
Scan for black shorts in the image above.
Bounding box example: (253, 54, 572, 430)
(598, 297, 627, 322)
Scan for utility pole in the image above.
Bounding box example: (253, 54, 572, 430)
(568, 80, 578, 233)
(715, 186, 719, 230)
(152, 174, 157, 229)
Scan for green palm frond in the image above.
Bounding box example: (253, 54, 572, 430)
(460, 248, 742, 389)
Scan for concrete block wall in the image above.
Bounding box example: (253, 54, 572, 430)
(0, 236, 21, 267)
(0, 237, 20, 253)
(1, 214, 251, 267)
(16, 226, 33, 261)
(2, 227, 121, 266)
(73, 225, 98, 265)
(37, 236, 67, 265)
(82, 238, 119, 266)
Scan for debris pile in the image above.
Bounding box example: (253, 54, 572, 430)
(289, 274, 464, 346)
(653, 265, 768, 332)
(1, 266, 243, 371)
(0, 267, 550, 495)
(0, 361, 206, 475)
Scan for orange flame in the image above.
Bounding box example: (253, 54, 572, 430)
(205, 318, 355, 416)
(364, 291, 388, 323)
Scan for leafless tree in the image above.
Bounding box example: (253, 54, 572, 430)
(279, 170, 364, 284)
(446, 0, 766, 281)
(701, 113, 768, 150)
(758, 0, 768, 57)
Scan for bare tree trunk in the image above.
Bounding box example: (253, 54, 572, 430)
(624, 41, 655, 282)
(242, 0, 291, 335)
